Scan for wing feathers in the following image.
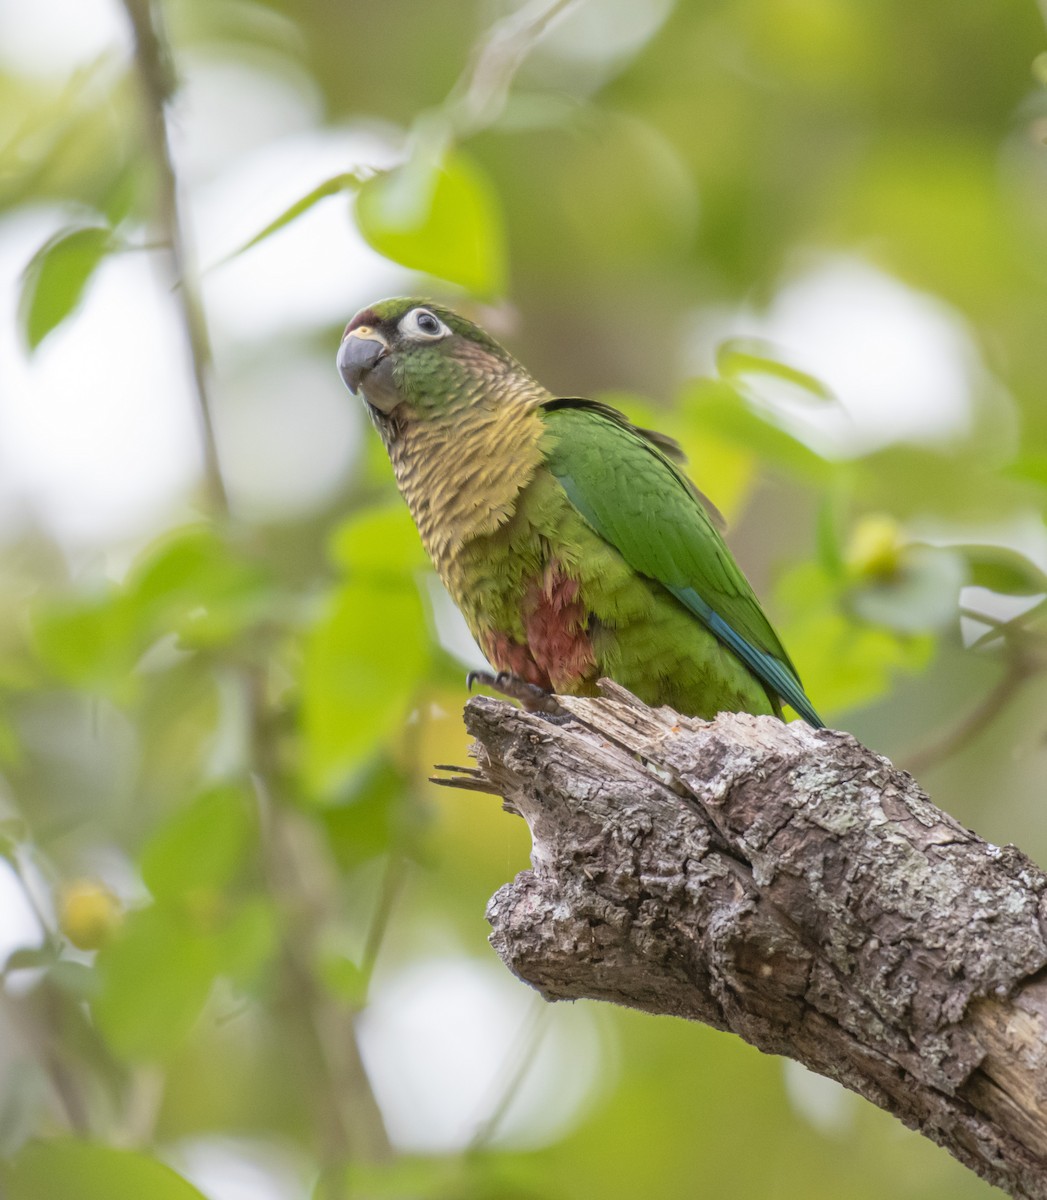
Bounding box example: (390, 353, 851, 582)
(541, 399, 822, 727)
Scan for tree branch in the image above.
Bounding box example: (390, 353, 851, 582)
(442, 682, 1047, 1200)
(445, 0, 581, 136)
(120, 0, 392, 1164)
(121, 0, 229, 516)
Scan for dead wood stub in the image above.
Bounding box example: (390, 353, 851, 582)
(441, 683, 1047, 1199)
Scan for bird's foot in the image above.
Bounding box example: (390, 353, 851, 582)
(466, 670, 565, 716)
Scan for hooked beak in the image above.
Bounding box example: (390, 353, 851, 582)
(337, 327, 389, 394)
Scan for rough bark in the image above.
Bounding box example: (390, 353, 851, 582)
(440, 682, 1047, 1199)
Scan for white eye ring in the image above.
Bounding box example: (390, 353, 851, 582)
(399, 307, 451, 340)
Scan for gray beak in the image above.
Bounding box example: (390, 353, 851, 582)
(337, 329, 389, 394)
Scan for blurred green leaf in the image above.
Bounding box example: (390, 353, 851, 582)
(322, 757, 406, 868)
(318, 1157, 542, 1200)
(32, 589, 141, 695)
(356, 146, 506, 295)
(329, 504, 428, 577)
(716, 338, 836, 404)
(3, 1140, 207, 1200)
(221, 170, 369, 263)
(680, 380, 833, 482)
(559, 113, 698, 266)
(140, 784, 254, 901)
(4, 946, 55, 972)
(302, 506, 433, 795)
(815, 492, 847, 578)
(33, 528, 276, 696)
(48, 958, 100, 998)
(93, 905, 217, 1060)
(19, 225, 113, 350)
(128, 525, 275, 650)
(301, 575, 429, 796)
(777, 561, 936, 715)
(0, 61, 139, 215)
(212, 896, 277, 987)
(954, 544, 1047, 597)
(317, 952, 368, 1007)
(1004, 454, 1047, 490)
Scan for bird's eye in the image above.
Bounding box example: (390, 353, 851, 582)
(400, 308, 450, 340)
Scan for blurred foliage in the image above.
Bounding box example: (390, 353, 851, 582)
(2, 0, 1047, 1198)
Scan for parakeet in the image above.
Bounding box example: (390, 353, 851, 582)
(337, 298, 821, 727)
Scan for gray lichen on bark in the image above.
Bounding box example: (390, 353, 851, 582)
(442, 682, 1047, 1200)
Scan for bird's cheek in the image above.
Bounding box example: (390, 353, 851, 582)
(359, 356, 401, 413)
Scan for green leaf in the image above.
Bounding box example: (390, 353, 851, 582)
(302, 506, 434, 795)
(301, 576, 430, 796)
(815, 492, 847, 579)
(716, 338, 836, 404)
(48, 959, 99, 998)
(356, 147, 506, 295)
(317, 1157, 542, 1200)
(955, 544, 1047, 597)
(4, 946, 56, 973)
(1004, 453, 1047, 489)
(140, 784, 254, 901)
(316, 1159, 459, 1200)
(329, 504, 428, 577)
(32, 589, 141, 696)
(322, 757, 406, 868)
(680, 379, 832, 482)
(3, 1140, 207, 1200)
(302, 506, 434, 796)
(128, 525, 274, 650)
(212, 897, 276, 987)
(792, 611, 933, 718)
(218, 170, 368, 264)
(776, 561, 936, 715)
(317, 952, 368, 1007)
(32, 526, 273, 694)
(19, 226, 114, 350)
(93, 905, 217, 1060)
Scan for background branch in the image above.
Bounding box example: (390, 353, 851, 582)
(443, 683, 1047, 1200)
(446, 0, 581, 135)
(121, 0, 228, 516)
(119, 0, 392, 1167)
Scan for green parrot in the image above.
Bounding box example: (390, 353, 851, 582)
(337, 298, 821, 727)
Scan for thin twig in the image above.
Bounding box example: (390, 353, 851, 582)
(120, 0, 229, 516)
(12, 997, 91, 1135)
(903, 655, 1032, 777)
(251, 723, 393, 1165)
(120, 0, 393, 1167)
(446, 0, 582, 135)
(467, 995, 550, 1152)
(359, 853, 407, 987)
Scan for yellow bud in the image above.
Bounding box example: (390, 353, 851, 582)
(844, 514, 904, 582)
(59, 879, 123, 950)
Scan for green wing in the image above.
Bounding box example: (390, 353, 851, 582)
(540, 399, 822, 727)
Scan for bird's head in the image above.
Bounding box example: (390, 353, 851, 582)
(337, 298, 532, 430)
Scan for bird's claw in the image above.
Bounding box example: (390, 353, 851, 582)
(464, 670, 565, 715)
